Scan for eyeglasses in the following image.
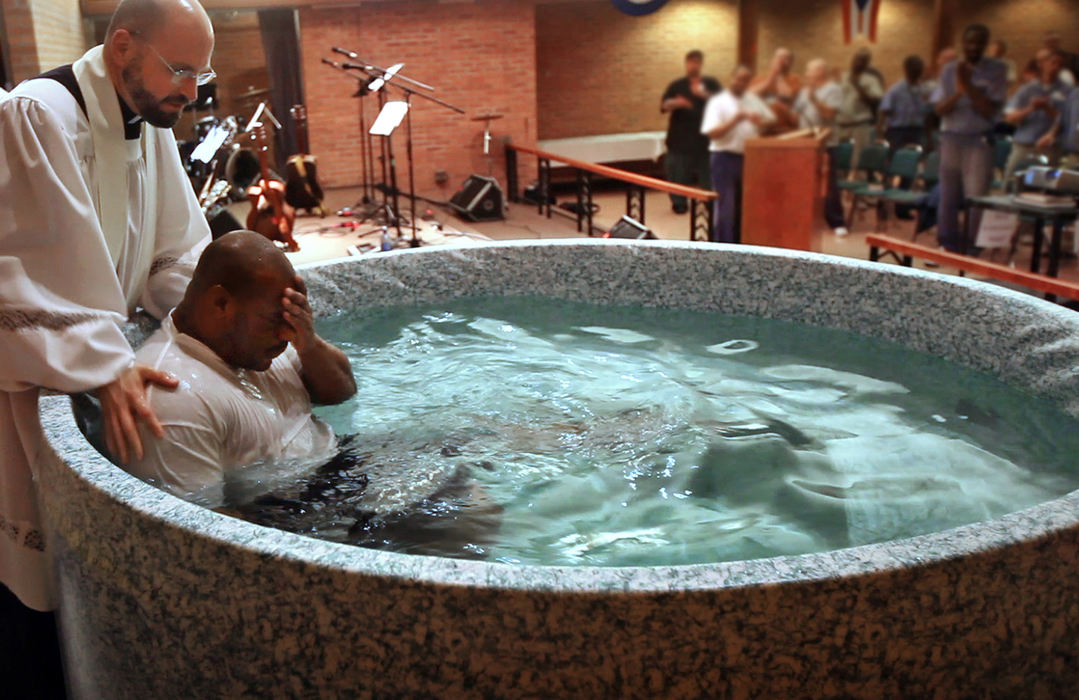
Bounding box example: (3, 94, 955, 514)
(131, 31, 216, 86)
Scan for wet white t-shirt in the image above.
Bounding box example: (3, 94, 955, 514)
(700, 90, 776, 154)
(127, 314, 337, 506)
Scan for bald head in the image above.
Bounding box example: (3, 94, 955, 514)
(774, 47, 794, 73)
(106, 0, 212, 44)
(805, 58, 828, 85)
(175, 231, 300, 371)
(187, 231, 295, 301)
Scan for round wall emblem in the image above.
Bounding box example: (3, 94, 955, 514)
(611, 0, 671, 16)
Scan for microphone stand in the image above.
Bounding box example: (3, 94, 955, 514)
(321, 57, 396, 226)
(355, 79, 373, 206)
(333, 47, 465, 247)
(392, 83, 465, 247)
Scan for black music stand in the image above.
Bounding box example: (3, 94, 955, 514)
(320, 58, 397, 226)
(334, 50, 466, 248)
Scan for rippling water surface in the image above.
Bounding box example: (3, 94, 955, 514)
(242, 296, 1079, 567)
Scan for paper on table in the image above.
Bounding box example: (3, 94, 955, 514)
(975, 209, 1019, 248)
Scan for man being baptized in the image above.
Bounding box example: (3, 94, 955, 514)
(125, 231, 500, 557)
(126, 230, 356, 504)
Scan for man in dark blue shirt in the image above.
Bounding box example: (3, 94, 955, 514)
(1060, 87, 1079, 170)
(661, 50, 721, 214)
(879, 55, 928, 153)
(931, 23, 1008, 253)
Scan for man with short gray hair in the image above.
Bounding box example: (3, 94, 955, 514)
(793, 58, 847, 234)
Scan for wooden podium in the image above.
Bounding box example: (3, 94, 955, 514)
(741, 128, 830, 251)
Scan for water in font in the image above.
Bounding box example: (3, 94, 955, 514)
(230, 297, 1079, 567)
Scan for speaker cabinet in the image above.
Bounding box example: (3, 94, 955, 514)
(206, 207, 244, 240)
(450, 175, 504, 222)
(606, 215, 657, 239)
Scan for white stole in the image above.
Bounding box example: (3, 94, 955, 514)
(72, 45, 160, 312)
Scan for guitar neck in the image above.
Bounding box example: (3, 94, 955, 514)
(292, 105, 309, 156)
(257, 141, 273, 182)
(252, 128, 277, 190)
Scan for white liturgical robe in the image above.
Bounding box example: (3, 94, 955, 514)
(0, 45, 209, 610)
(126, 315, 337, 508)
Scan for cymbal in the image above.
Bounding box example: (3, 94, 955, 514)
(239, 87, 271, 100)
(471, 113, 504, 122)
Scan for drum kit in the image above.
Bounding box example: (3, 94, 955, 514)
(178, 87, 274, 222)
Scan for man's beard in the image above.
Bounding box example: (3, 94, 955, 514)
(121, 58, 189, 128)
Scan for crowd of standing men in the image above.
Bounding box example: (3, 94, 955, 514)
(662, 27, 1079, 252)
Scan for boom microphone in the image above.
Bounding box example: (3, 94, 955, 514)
(332, 46, 358, 59)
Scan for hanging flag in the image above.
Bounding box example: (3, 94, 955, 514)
(842, 0, 881, 44)
(611, 0, 670, 16)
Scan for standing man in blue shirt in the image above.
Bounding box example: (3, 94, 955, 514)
(1002, 48, 1070, 182)
(879, 55, 928, 153)
(931, 24, 1008, 253)
(1059, 87, 1079, 170)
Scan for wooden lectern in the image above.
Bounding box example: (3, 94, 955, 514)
(741, 128, 830, 251)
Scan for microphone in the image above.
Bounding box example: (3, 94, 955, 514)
(321, 57, 342, 69)
(332, 46, 358, 60)
(342, 62, 369, 71)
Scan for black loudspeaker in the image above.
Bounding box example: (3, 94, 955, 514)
(606, 215, 657, 240)
(450, 175, 504, 222)
(206, 207, 244, 240)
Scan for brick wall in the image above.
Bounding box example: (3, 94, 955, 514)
(1, 0, 38, 83)
(1, 0, 87, 84)
(298, 0, 538, 198)
(758, 0, 935, 90)
(958, 0, 1079, 75)
(536, 0, 738, 140)
(209, 13, 270, 119)
(29, 0, 86, 72)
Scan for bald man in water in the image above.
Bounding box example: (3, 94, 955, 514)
(126, 232, 357, 505)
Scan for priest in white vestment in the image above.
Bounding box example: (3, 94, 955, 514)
(0, 0, 214, 615)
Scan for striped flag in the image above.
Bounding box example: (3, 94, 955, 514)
(842, 0, 881, 44)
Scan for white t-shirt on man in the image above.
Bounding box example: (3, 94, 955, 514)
(794, 82, 843, 128)
(700, 90, 776, 154)
(126, 314, 337, 507)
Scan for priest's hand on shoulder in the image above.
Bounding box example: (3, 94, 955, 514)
(95, 365, 179, 464)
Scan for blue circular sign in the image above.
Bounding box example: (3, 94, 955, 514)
(611, 0, 670, 16)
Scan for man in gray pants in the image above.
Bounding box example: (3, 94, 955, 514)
(931, 24, 1008, 253)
